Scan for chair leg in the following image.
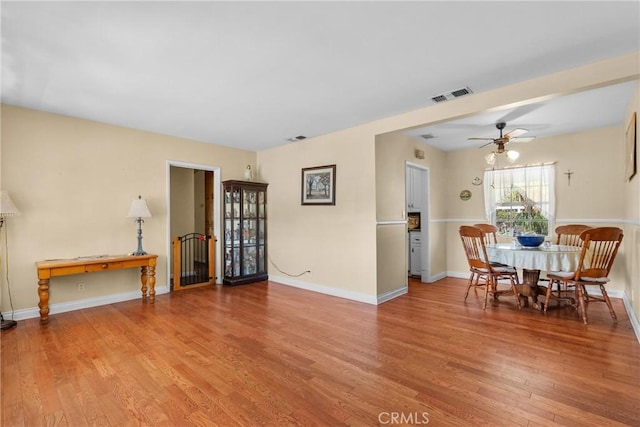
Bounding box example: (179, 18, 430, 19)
(543, 279, 555, 312)
(483, 276, 491, 310)
(600, 285, 618, 323)
(464, 272, 476, 301)
(576, 284, 588, 324)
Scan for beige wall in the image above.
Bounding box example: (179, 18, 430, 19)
(376, 224, 407, 296)
(257, 126, 378, 299)
(0, 105, 254, 314)
(194, 170, 206, 235)
(170, 166, 196, 239)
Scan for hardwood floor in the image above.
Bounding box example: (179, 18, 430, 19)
(2, 277, 639, 426)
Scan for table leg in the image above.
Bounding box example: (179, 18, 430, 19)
(149, 265, 156, 304)
(520, 269, 543, 310)
(140, 265, 148, 301)
(38, 278, 50, 324)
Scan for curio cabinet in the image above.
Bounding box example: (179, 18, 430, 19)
(222, 180, 268, 285)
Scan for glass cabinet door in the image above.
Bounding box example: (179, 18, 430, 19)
(242, 188, 257, 275)
(224, 187, 242, 278)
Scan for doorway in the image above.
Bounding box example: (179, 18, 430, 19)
(166, 161, 222, 289)
(406, 162, 430, 282)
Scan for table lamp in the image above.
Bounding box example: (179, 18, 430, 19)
(127, 195, 152, 256)
(0, 190, 21, 330)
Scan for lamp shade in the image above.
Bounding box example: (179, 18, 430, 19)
(485, 152, 496, 165)
(0, 191, 21, 216)
(127, 196, 152, 218)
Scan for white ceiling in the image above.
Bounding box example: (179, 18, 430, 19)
(2, 1, 639, 152)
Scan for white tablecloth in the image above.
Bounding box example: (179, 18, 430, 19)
(486, 243, 581, 272)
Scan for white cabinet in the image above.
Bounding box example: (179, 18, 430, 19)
(406, 166, 422, 212)
(409, 231, 421, 277)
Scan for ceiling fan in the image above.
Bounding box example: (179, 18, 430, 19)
(469, 122, 535, 165)
(468, 122, 535, 152)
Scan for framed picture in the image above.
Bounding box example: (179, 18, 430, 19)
(625, 112, 637, 182)
(301, 164, 336, 205)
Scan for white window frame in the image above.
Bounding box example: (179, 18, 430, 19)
(483, 164, 555, 236)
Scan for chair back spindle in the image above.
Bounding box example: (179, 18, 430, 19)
(555, 224, 591, 247)
(473, 223, 499, 245)
(575, 227, 623, 281)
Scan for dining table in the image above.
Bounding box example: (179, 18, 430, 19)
(486, 242, 582, 310)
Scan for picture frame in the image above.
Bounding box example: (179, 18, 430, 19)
(301, 164, 336, 205)
(625, 112, 637, 182)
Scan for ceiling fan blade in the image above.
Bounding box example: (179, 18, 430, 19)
(479, 141, 494, 148)
(505, 128, 528, 138)
(468, 137, 495, 141)
(510, 136, 536, 143)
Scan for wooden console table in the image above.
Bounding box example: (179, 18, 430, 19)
(35, 254, 158, 324)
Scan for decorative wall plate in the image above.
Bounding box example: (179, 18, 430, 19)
(460, 190, 472, 201)
(472, 177, 482, 186)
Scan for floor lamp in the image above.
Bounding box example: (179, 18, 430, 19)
(1, 190, 21, 330)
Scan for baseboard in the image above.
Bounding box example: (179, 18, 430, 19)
(269, 275, 378, 305)
(622, 291, 640, 344)
(7, 284, 170, 322)
(447, 271, 469, 280)
(377, 286, 408, 304)
(428, 271, 448, 282)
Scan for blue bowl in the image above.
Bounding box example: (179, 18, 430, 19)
(516, 234, 545, 247)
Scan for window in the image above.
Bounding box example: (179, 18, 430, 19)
(483, 165, 555, 236)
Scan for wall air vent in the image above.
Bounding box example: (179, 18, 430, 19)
(431, 86, 473, 103)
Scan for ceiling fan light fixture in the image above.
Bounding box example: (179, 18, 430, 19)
(485, 152, 497, 165)
(507, 150, 520, 161)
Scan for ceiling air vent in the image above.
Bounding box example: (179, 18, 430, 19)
(287, 135, 307, 142)
(420, 133, 435, 140)
(451, 87, 472, 98)
(431, 86, 473, 103)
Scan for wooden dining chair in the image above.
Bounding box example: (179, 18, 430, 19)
(473, 223, 510, 267)
(548, 227, 623, 323)
(459, 226, 521, 310)
(473, 223, 500, 244)
(544, 224, 592, 311)
(555, 224, 592, 246)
